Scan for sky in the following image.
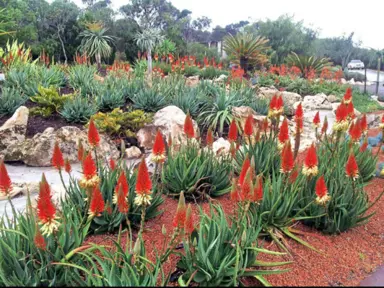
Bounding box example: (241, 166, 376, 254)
(72, 0, 384, 49)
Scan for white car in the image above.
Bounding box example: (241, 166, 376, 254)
(347, 60, 365, 70)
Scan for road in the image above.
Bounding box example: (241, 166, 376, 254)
(353, 69, 384, 82)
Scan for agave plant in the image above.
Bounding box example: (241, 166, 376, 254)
(177, 204, 291, 286)
(161, 142, 232, 201)
(223, 32, 270, 71)
(286, 52, 333, 76)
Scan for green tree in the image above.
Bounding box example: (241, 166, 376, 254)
(247, 15, 318, 64)
(134, 28, 164, 73)
(78, 22, 116, 69)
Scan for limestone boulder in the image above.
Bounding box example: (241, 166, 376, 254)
(295, 93, 333, 111)
(0, 106, 29, 161)
(136, 106, 199, 150)
(22, 126, 119, 167)
(327, 95, 338, 103)
(126, 146, 142, 159)
(212, 137, 231, 156)
(186, 76, 199, 87)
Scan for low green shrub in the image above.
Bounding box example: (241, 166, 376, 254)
(0, 87, 27, 116)
(132, 89, 168, 112)
(96, 86, 125, 111)
(60, 96, 97, 123)
(30, 86, 73, 117)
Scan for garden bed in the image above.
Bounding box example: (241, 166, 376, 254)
(83, 129, 384, 287)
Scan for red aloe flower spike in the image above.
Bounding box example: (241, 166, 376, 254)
(228, 119, 238, 142)
(280, 141, 294, 174)
(241, 168, 254, 201)
(37, 174, 58, 235)
(335, 102, 349, 122)
(89, 186, 105, 217)
(77, 139, 85, 162)
(254, 175, 263, 202)
(289, 165, 299, 183)
(88, 118, 100, 147)
(184, 204, 195, 235)
(64, 159, 71, 174)
(135, 158, 152, 195)
(295, 103, 304, 131)
(239, 155, 251, 187)
(116, 171, 129, 197)
(302, 143, 318, 177)
(278, 118, 289, 147)
(360, 114, 368, 133)
(83, 153, 97, 180)
(0, 160, 12, 195)
(116, 184, 129, 214)
(173, 191, 187, 228)
(109, 158, 116, 171)
(347, 101, 355, 119)
(313, 111, 321, 128)
(230, 178, 240, 202)
(343, 87, 352, 103)
(230, 141, 236, 158)
(360, 138, 368, 152)
(349, 120, 362, 143)
(321, 116, 328, 135)
(244, 114, 253, 137)
(315, 175, 330, 205)
(34, 228, 46, 250)
(52, 142, 65, 170)
(276, 95, 284, 113)
(184, 113, 195, 138)
(346, 151, 359, 180)
(152, 130, 166, 163)
(206, 127, 214, 147)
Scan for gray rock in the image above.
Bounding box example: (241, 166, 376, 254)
(327, 95, 338, 103)
(126, 146, 142, 159)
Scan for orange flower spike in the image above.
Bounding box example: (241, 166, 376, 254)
(302, 143, 318, 177)
(333, 103, 349, 131)
(109, 158, 116, 171)
(346, 152, 359, 180)
(79, 153, 99, 189)
(134, 158, 152, 206)
(343, 87, 352, 104)
(268, 95, 277, 118)
(64, 159, 71, 174)
(280, 141, 294, 174)
(88, 118, 100, 147)
(228, 119, 238, 142)
(34, 229, 46, 250)
(238, 155, 251, 187)
(89, 186, 105, 218)
(295, 103, 304, 122)
(116, 184, 129, 214)
(315, 175, 331, 205)
(0, 160, 12, 195)
(184, 113, 195, 138)
(254, 175, 263, 203)
(52, 142, 65, 170)
(114, 171, 129, 205)
(360, 138, 368, 152)
(77, 140, 85, 162)
(349, 120, 362, 143)
(206, 127, 214, 147)
(241, 168, 254, 201)
(184, 204, 195, 235)
(37, 174, 59, 235)
(152, 130, 166, 163)
(244, 114, 254, 137)
(173, 191, 187, 229)
(321, 116, 329, 135)
(313, 111, 321, 128)
(347, 101, 355, 119)
(230, 178, 240, 202)
(276, 95, 284, 114)
(278, 118, 289, 149)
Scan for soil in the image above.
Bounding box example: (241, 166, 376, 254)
(85, 127, 384, 287)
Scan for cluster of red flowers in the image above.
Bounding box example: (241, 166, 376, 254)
(107, 61, 131, 72)
(268, 94, 284, 118)
(37, 174, 59, 235)
(304, 67, 316, 80)
(268, 65, 301, 78)
(74, 52, 89, 65)
(172, 192, 195, 234)
(0, 48, 31, 68)
(39, 49, 50, 66)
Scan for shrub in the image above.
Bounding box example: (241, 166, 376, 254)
(38, 65, 66, 88)
(4, 65, 38, 97)
(30, 86, 73, 117)
(177, 204, 290, 286)
(286, 52, 332, 76)
(199, 66, 227, 79)
(96, 86, 125, 111)
(132, 88, 168, 112)
(133, 59, 148, 78)
(161, 142, 232, 201)
(344, 71, 366, 82)
(68, 65, 97, 94)
(60, 96, 97, 123)
(88, 108, 152, 137)
(248, 97, 269, 115)
(0, 87, 27, 116)
(198, 89, 243, 136)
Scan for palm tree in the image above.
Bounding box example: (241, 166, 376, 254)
(286, 52, 332, 76)
(223, 32, 270, 72)
(135, 28, 164, 74)
(78, 22, 116, 70)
